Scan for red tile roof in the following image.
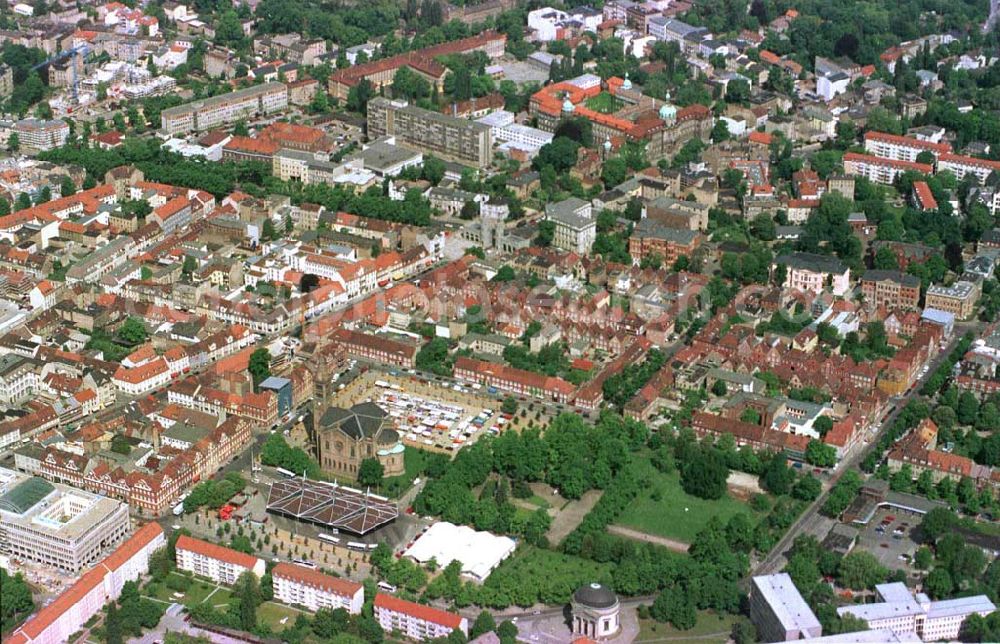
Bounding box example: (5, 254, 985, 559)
(176, 534, 262, 570)
(864, 131, 951, 155)
(374, 593, 464, 629)
(273, 563, 363, 597)
(912, 181, 937, 211)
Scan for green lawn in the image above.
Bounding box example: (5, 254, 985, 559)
(382, 447, 439, 498)
(616, 458, 759, 544)
(257, 601, 303, 630)
(584, 91, 622, 114)
(524, 494, 550, 509)
(635, 612, 737, 643)
(207, 587, 233, 609)
(146, 574, 217, 607)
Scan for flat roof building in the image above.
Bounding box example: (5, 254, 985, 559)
(838, 582, 996, 642)
(366, 98, 493, 168)
(0, 468, 131, 574)
(160, 82, 288, 135)
(749, 574, 823, 642)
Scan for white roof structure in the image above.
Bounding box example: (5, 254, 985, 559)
(404, 521, 516, 582)
(751, 574, 822, 637)
(838, 582, 997, 626)
(802, 629, 921, 643)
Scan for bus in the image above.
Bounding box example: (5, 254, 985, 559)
(377, 581, 397, 593)
(346, 541, 367, 551)
(317, 533, 340, 545)
(275, 467, 296, 478)
(172, 501, 185, 516)
(292, 559, 317, 569)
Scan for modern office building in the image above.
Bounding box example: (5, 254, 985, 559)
(175, 534, 266, 584)
(0, 469, 131, 574)
(160, 82, 288, 135)
(749, 574, 823, 642)
(838, 582, 996, 642)
(272, 562, 364, 613)
(366, 98, 493, 168)
(374, 593, 468, 641)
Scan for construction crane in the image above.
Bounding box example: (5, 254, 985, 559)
(32, 44, 90, 106)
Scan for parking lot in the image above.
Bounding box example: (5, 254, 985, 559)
(856, 506, 922, 572)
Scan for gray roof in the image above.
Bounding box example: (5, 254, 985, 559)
(775, 251, 847, 274)
(320, 402, 397, 443)
(351, 139, 422, 172)
(573, 582, 617, 609)
(861, 270, 920, 287)
(0, 477, 54, 514)
(633, 219, 699, 244)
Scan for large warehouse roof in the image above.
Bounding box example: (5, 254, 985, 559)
(265, 477, 397, 535)
(404, 521, 516, 581)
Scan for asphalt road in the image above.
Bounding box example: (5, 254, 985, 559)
(753, 321, 982, 576)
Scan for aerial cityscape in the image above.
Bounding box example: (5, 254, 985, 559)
(0, 0, 999, 643)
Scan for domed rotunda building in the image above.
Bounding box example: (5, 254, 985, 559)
(570, 582, 621, 640)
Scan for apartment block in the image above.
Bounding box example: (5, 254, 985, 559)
(843, 152, 932, 185)
(7, 523, 165, 644)
(160, 82, 288, 135)
(366, 97, 493, 168)
(860, 270, 921, 311)
(272, 562, 364, 613)
(175, 534, 266, 584)
(14, 119, 70, 152)
(937, 152, 1000, 185)
(374, 593, 468, 641)
(863, 131, 951, 162)
(925, 280, 981, 319)
(454, 356, 576, 403)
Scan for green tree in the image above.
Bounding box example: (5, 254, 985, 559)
(119, 317, 148, 344)
(249, 347, 271, 387)
(470, 610, 497, 639)
(358, 457, 385, 488)
(0, 569, 35, 634)
(680, 447, 729, 500)
(182, 255, 197, 275)
(233, 571, 261, 631)
(919, 507, 957, 543)
(838, 551, 886, 590)
(60, 176, 76, 197)
(106, 602, 123, 644)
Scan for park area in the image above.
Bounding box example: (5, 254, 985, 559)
(614, 458, 761, 545)
(635, 611, 738, 643)
(142, 572, 302, 632)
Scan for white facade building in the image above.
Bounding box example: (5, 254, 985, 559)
(272, 562, 364, 613)
(175, 534, 266, 585)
